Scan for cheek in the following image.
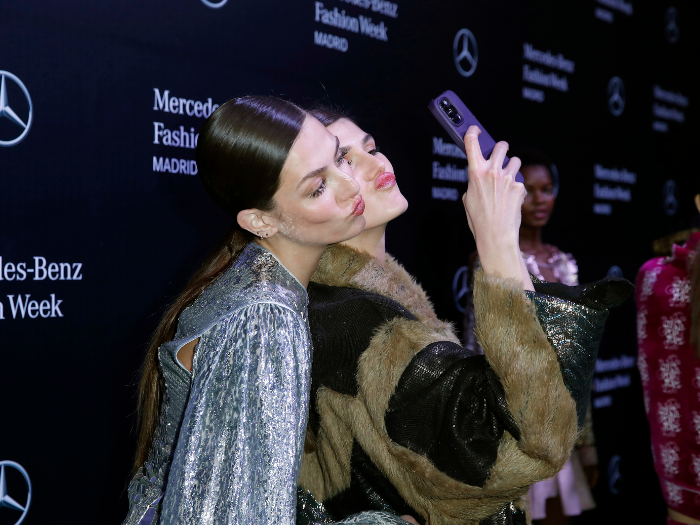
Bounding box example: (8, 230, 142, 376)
(280, 198, 343, 231)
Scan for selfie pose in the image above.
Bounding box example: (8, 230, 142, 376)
(123, 96, 408, 525)
(296, 108, 631, 525)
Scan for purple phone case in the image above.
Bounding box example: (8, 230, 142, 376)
(429, 90, 524, 183)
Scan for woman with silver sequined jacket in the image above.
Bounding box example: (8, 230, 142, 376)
(123, 97, 412, 525)
(295, 109, 632, 525)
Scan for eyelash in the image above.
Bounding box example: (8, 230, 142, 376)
(368, 147, 380, 156)
(310, 147, 351, 198)
(310, 179, 326, 198)
(335, 146, 350, 166)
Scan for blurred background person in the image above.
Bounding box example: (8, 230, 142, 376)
(636, 192, 700, 525)
(465, 149, 599, 525)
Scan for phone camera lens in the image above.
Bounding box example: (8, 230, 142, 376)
(438, 98, 463, 125)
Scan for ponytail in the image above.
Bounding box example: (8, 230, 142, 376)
(132, 95, 306, 470)
(133, 226, 249, 470)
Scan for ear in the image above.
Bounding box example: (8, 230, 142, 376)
(695, 194, 700, 214)
(237, 208, 279, 239)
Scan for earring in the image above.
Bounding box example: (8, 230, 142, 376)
(258, 232, 263, 239)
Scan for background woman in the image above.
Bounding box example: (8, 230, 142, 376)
(123, 96, 408, 525)
(508, 150, 598, 525)
(636, 192, 700, 525)
(296, 109, 630, 525)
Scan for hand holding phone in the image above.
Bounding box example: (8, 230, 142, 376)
(430, 91, 532, 290)
(428, 90, 524, 183)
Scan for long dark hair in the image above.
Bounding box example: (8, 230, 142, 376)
(308, 105, 350, 127)
(134, 95, 306, 470)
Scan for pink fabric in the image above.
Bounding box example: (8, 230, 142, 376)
(528, 451, 595, 519)
(637, 232, 700, 521)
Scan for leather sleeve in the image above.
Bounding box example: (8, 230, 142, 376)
(385, 342, 519, 487)
(528, 276, 633, 425)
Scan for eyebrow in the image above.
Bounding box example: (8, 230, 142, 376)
(362, 134, 374, 146)
(296, 138, 340, 189)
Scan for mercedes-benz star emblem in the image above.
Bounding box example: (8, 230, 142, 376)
(608, 455, 622, 495)
(453, 29, 478, 78)
(607, 76, 625, 117)
(606, 265, 624, 278)
(666, 7, 679, 43)
(452, 266, 469, 313)
(0, 461, 32, 525)
(0, 71, 33, 147)
(664, 179, 678, 216)
(201, 0, 228, 8)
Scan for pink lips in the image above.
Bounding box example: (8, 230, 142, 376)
(351, 195, 365, 216)
(375, 172, 396, 190)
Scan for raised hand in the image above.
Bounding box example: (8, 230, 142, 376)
(462, 126, 533, 290)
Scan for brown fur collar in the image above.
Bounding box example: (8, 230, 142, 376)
(311, 243, 455, 336)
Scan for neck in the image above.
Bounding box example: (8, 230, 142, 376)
(519, 225, 544, 253)
(254, 237, 325, 288)
(341, 223, 387, 266)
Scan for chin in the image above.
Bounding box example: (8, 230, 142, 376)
(383, 188, 409, 219)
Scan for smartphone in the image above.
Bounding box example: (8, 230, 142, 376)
(429, 90, 524, 183)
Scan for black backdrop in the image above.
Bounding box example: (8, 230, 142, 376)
(1, 1, 697, 523)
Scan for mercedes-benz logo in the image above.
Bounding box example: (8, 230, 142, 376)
(607, 76, 625, 116)
(550, 163, 560, 198)
(453, 29, 478, 78)
(664, 179, 678, 216)
(452, 266, 469, 313)
(606, 265, 624, 278)
(0, 71, 33, 147)
(608, 455, 622, 495)
(201, 0, 228, 8)
(666, 7, 679, 43)
(0, 461, 32, 525)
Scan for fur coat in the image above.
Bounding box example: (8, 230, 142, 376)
(298, 244, 630, 525)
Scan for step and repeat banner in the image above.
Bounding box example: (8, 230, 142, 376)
(1, 1, 696, 523)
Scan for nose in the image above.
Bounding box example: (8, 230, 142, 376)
(363, 154, 385, 183)
(336, 169, 361, 203)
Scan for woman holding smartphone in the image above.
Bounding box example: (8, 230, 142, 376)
(296, 108, 631, 525)
(122, 96, 410, 525)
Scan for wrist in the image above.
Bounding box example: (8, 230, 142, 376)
(477, 243, 523, 280)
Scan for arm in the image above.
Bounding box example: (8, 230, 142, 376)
(160, 303, 311, 525)
(461, 126, 534, 291)
(385, 273, 632, 488)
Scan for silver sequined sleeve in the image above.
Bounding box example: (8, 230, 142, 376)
(159, 302, 311, 525)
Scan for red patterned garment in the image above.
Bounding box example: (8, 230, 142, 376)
(637, 232, 700, 519)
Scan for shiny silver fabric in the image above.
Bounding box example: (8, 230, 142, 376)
(123, 242, 311, 525)
(526, 290, 608, 427)
(297, 488, 411, 525)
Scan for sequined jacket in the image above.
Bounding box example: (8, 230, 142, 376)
(123, 243, 312, 525)
(297, 244, 632, 525)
